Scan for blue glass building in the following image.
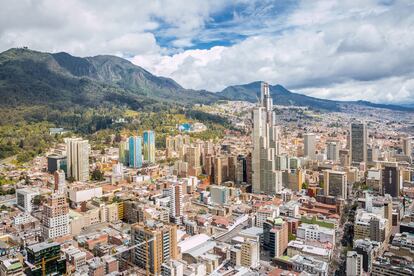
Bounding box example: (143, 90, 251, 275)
(143, 130, 155, 164)
(129, 136, 143, 168)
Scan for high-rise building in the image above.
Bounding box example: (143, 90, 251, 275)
(54, 170, 66, 194)
(131, 221, 178, 275)
(353, 239, 380, 273)
(170, 184, 183, 224)
(252, 82, 282, 194)
(16, 188, 39, 213)
(25, 242, 66, 275)
(326, 141, 339, 161)
(129, 136, 143, 168)
(0, 258, 23, 276)
(118, 140, 129, 166)
(304, 133, 316, 160)
(350, 123, 367, 164)
(185, 146, 201, 176)
(42, 193, 70, 240)
(382, 162, 401, 197)
(66, 138, 90, 182)
(346, 251, 363, 276)
(143, 130, 156, 164)
(210, 185, 229, 205)
(213, 156, 222, 185)
(402, 137, 412, 157)
(323, 170, 348, 200)
(263, 217, 288, 258)
(47, 154, 67, 174)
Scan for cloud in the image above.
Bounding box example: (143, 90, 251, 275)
(0, 0, 413, 104)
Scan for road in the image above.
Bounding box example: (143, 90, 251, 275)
(214, 220, 249, 242)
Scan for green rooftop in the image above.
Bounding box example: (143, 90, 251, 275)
(301, 216, 335, 229)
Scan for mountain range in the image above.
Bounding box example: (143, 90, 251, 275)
(0, 47, 413, 114)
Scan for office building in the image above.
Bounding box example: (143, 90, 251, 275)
(25, 242, 66, 275)
(16, 188, 39, 213)
(47, 154, 67, 174)
(263, 218, 288, 258)
(382, 162, 401, 197)
(402, 137, 412, 157)
(240, 239, 260, 268)
(326, 141, 339, 161)
(323, 170, 348, 200)
(131, 221, 178, 275)
(54, 170, 65, 194)
(346, 251, 363, 276)
(118, 140, 129, 166)
(296, 223, 335, 244)
(354, 210, 388, 242)
(371, 252, 414, 276)
(350, 123, 367, 164)
(210, 185, 229, 205)
(353, 239, 380, 273)
(129, 136, 143, 168)
(252, 82, 282, 194)
(42, 193, 70, 240)
(66, 138, 89, 182)
(304, 133, 316, 160)
(170, 184, 183, 224)
(143, 130, 156, 164)
(0, 258, 23, 276)
(185, 146, 202, 176)
(290, 255, 328, 276)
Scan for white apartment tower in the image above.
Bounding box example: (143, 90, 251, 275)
(252, 82, 282, 194)
(67, 138, 90, 182)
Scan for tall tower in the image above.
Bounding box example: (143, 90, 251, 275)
(129, 136, 143, 168)
(350, 122, 367, 165)
(66, 138, 90, 181)
(252, 82, 282, 194)
(303, 133, 316, 160)
(402, 137, 412, 157)
(170, 184, 183, 224)
(42, 193, 70, 240)
(143, 130, 156, 164)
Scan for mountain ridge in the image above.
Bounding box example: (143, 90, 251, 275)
(0, 47, 412, 113)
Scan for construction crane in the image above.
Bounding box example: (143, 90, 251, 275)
(111, 237, 155, 276)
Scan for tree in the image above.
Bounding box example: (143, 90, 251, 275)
(91, 168, 104, 181)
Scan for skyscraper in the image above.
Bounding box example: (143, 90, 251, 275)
(252, 82, 282, 194)
(303, 133, 316, 160)
(143, 130, 156, 164)
(170, 184, 183, 224)
(323, 170, 348, 200)
(402, 137, 412, 157)
(185, 146, 201, 176)
(382, 162, 401, 197)
(350, 123, 367, 164)
(42, 193, 70, 240)
(326, 141, 339, 161)
(66, 138, 90, 182)
(118, 140, 129, 166)
(129, 136, 143, 168)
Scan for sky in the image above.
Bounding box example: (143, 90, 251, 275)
(1, 0, 413, 104)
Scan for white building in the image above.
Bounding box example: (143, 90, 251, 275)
(346, 251, 363, 276)
(210, 185, 229, 205)
(16, 188, 39, 213)
(252, 82, 282, 194)
(68, 186, 103, 203)
(13, 212, 37, 225)
(296, 223, 335, 244)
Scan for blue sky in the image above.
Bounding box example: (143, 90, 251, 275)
(0, 0, 413, 103)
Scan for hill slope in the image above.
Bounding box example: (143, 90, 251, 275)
(0, 48, 220, 110)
